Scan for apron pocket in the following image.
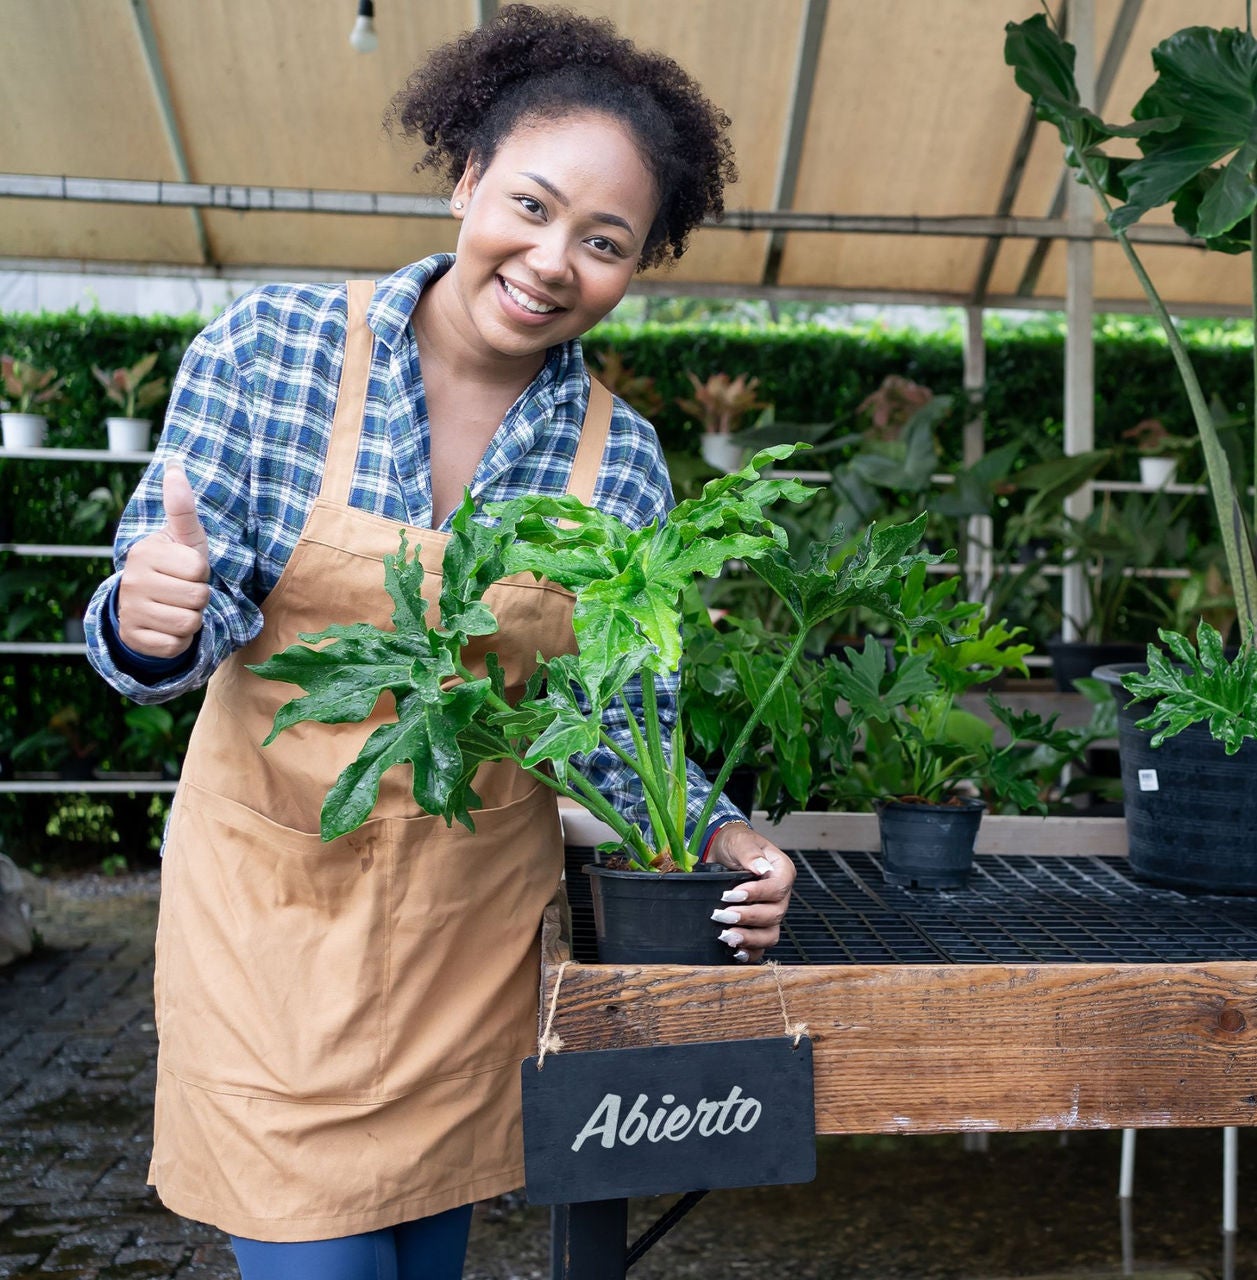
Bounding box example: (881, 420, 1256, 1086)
(159, 782, 397, 1103)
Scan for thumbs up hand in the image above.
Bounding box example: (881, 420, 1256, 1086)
(117, 462, 212, 659)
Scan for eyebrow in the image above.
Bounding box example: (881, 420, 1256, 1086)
(518, 171, 637, 237)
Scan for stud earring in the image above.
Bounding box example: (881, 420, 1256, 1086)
(453, 200, 464, 210)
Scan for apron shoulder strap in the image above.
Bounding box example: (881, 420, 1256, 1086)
(319, 279, 377, 505)
(565, 376, 613, 507)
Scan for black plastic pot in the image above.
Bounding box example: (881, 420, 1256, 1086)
(876, 796, 985, 889)
(1095, 664, 1257, 893)
(1047, 640, 1147, 692)
(583, 862, 757, 964)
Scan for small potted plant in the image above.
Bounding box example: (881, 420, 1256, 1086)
(1, 355, 65, 448)
(677, 370, 769, 474)
(252, 448, 943, 961)
(92, 353, 169, 453)
(1121, 417, 1196, 489)
(818, 565, 1080, 887)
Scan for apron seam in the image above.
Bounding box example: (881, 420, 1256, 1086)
(156, 1048, 540, 1104)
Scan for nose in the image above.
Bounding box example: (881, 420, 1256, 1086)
(524, 227, 574, 286)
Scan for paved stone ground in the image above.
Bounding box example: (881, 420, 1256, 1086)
(0, 870, 1251, 1279)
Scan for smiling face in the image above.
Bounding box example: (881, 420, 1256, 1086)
(434, 112, 660, 370)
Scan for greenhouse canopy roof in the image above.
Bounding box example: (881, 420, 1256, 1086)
(0, 0, 1249, 313)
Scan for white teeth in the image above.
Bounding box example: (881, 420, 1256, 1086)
(501, 278, 559, 314)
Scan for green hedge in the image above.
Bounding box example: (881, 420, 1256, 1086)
(584, 312, 1252, 462)
(1, 305, 1252, 867)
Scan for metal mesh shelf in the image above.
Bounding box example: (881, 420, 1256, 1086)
(563, 847, 1257, 966)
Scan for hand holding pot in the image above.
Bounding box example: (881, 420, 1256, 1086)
(705, 823, 796, 963)
(117, 461, 211, 659)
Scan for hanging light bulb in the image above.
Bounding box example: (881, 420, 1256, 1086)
(349, 0, 378, 53)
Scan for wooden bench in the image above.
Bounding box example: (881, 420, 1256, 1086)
(542, 811, 1257, 1277)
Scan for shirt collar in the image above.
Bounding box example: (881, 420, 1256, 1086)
(365, 255, 453, 351)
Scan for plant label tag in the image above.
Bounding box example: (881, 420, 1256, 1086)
(1138, 768, 1159, 792)
(520, 1036, 815, 1203)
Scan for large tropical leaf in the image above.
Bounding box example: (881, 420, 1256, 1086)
(1111, 26, 1257, 242)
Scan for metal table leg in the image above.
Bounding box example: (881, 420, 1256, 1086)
(550, 1199, 627, 1279)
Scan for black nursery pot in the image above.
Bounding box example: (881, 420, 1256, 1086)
(1047, 639, 1147, 692)
(583, 862, 757, 964)
(876, 797, 985, 889)
(1095, 664, 1257, 894)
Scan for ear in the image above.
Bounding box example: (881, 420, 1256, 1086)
(450, 152, 481, 220)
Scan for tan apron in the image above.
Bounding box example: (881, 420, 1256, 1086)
(148, 279, 611, 1242)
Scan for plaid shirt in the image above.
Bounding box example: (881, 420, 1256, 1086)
(84, 255, 741, 840)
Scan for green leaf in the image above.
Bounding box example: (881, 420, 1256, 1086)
(1121, 623, 1257, 753)
(1109, 26, 1257, 239)
(439, 494, 509, 644)
(1004, 15, 1178, 156)
(251, 626, 435, 744)
(320, 678, 492, 839)
(829, 637, 936, 723)
(383, 531, 430, 637)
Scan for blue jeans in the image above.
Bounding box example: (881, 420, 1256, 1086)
(229, 1204, 474, 1280)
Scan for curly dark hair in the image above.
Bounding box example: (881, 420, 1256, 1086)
(386, 4, 737, 271)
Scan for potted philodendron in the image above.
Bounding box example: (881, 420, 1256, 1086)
(818, 565, 1087, 888)
(1006, 10, 1257, 890)
(677, 370, 769, 474)
(1122, 417, 1196, 489)
(1, 355, 65, 448)
(252, 447, 942, 962)
(92, 353, 169, 453)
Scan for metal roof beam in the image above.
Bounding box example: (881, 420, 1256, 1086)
(760, 0, 829, 287)
(4, 253, 1246, 317)
(129, 0, 209, 265)
(0, 173, 1201, 246)
(968, 0, 1069, 306)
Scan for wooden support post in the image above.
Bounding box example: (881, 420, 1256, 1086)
(962, 304, 992, 605)
(1063, 0, 1096, 641)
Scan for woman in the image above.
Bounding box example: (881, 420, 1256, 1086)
(85, 6, 796, 1276)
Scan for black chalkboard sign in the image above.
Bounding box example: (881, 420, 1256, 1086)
(521, 1036, 815, 1203)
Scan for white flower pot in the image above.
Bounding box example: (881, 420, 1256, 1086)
(700, 434, 745, 473)
(105, 416, 153, 453)
(1, 412, 48, 448)
(1138, 455, 1177, 488)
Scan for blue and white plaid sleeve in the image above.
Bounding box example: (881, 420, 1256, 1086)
(84, 305, 268, 704)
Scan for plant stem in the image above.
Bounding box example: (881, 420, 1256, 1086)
(449, 658, 644, 857)
(690, 624, 810, 857)
(612, 685, 688, 860)
(1072, 130, 1256, 645)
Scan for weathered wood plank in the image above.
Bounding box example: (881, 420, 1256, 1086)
(538, 959, 1257, 1134)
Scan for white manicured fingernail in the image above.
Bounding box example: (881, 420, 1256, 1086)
(751, 857, 773, 875)
(711, 908, 741, 925)
(718, 929, 744, 947)
(734, 949, 751, 963)
(721, 888, 749, 903)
